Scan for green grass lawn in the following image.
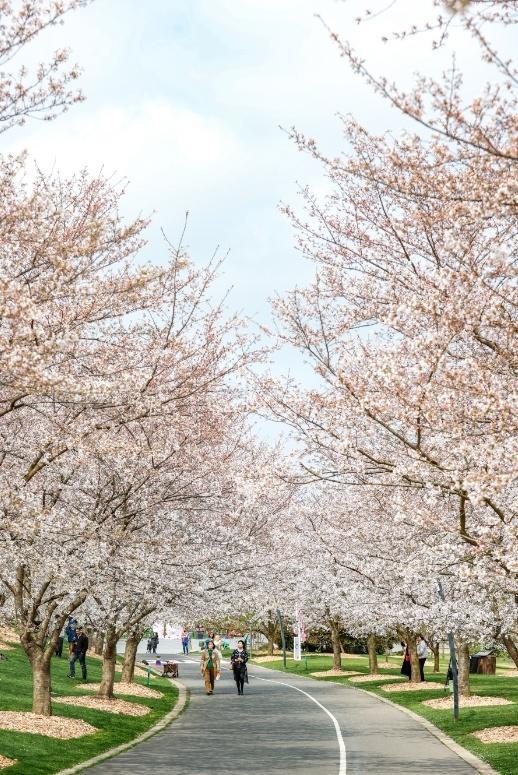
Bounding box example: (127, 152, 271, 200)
(0, 644, 178, 774)
(253, 653, 517, 775)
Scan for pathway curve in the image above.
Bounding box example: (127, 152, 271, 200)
(87, 654, 478, 774)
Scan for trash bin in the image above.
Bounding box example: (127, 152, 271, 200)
(470, 650, 496, 675)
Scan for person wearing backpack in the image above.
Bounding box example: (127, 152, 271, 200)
(65, 617, 78, 656)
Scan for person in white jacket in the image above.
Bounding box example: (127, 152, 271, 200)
(416, 635, 428, 681)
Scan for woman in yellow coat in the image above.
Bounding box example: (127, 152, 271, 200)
(200, 639, 221, 695)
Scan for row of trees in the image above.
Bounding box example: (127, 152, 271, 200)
(0, 0, 515, 716)
(254, 0, 517, 693)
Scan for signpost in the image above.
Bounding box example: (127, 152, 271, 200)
(293, 636, 301, 660)
(437, 580, 459, 721)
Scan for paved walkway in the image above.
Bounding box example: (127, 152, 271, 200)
(88, 655, 478, 774)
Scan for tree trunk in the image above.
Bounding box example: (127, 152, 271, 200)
(405, 632, 421, 682)
(93, 630, 104, 656)
(31, 655, 53, 716)
(98, 626, 118, 699)
(502, 635, 518, 669)
(457, 641, 471, 697)
(121, 629, 142, 683)
(330, 620, 342, 671)
(431, 642, 440, 672)
(367, 634, 378, 674)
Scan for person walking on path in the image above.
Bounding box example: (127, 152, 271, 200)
(67, 626, 89, 680)
(200, 639, 220, 695)
(181, 631, 190, 655)
(231, 639, 249, 695)
(416, 635, 428, 681)
(151, 632, 159, 654)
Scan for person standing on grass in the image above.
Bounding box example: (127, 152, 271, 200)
(67, 626, 89, 680)
(65, 617, 77, 656)
(200, 639, 220, 695)
(416, 635, 428, 681)
(400, 641, 411, 680)
(231, 639, 249, 695)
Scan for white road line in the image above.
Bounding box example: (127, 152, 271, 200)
(253, 675, 347, 775)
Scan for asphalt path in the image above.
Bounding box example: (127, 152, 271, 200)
(88, 654, 478, 775)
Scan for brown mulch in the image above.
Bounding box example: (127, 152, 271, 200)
(0, 643, 14, 651)
(54, 696, 150, 716)
(253, 655, 290, 663)
(311, 669, 361, 677)
(382, 682, 445, 692)
(423, 695, 513, 710)
(472, 726, 518, 744)
(0, 627, 18, 644)
(0, 712, 96, 738)
(0, 756, 16, 770)
(80, 682, 162, 699)
(348, 673, 405, 683)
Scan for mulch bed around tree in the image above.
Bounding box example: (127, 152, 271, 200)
(0, 628, 18, 644)
(0, 755, 16, 769)
(423, 695, 514, 710)
(80, 682, 163, 698)
(54, 696, 150, 716)
(471, 726, 518, 744)
(348, 673, 406, 683)
(0, 712, 97, 738)
(311, 669, 361, 677)
(382, 681, 445, 692)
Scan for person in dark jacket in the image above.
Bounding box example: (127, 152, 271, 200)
(400, 641, 411, 680)
(230, 640, 249, 695)
(65, 617, 78, 656)
(67, 626, 89, 680)
(151, 632, 159, 654)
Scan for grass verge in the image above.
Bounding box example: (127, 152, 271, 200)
(0, 643, 178, 774)
(252, 653, 517, 775)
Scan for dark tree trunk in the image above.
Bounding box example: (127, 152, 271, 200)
(367, 634, 378, 674)
(31, 654, 53, 715)
(98, 625, 118, 699)
(502, 635, 518, 669)
(430, 642, 440, 672)
(121, 629, 142, 683)
(457, 641, 471, 697)
(93, 630, 105, 656)
(330, 620, 342, 671)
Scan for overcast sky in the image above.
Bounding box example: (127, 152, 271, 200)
(4, 0, 507, 387)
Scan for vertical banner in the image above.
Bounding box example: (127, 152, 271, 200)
(293, 636, 302, 660)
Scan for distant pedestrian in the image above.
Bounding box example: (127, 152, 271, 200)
(416, 635, 428, 681)
(55, 623, 65, 658)
(400, 641, 411, 679)
(65, 617, 78, 656)
(231, 640, 249, 695)
(67, 626, 89, 680)
(200, 639, 220, 695)
(181, 632, 189, 655)
(151, 632, 159, 654)
(146, 638, 152, 655)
